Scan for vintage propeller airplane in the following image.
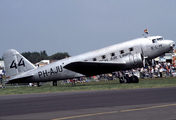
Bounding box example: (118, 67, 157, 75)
(3, 30, 175, 86)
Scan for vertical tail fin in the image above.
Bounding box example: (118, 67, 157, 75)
(3, 49, 36, 79)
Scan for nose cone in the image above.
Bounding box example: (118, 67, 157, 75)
(166, 40, 175, 53)
(170, 41, 175, 48)
(161, 40, 175, 53)
(164, 40, 175, 48)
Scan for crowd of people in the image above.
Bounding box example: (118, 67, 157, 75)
(87, 61, 176, 82)
(139, 62, 175, 78)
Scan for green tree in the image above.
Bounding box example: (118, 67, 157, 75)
(22, 50, 49, 63)
(21, 50, 70, 63)
(49, 52, 70, 60)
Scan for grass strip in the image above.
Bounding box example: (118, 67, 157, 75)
(0, 77, 176, 95)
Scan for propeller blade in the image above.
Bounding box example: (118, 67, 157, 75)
(143, 58, 145, 67)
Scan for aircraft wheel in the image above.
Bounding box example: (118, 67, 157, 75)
(119, 76, 130, 83)
(130, 76, 139, 83)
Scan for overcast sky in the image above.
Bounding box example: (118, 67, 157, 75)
(0, 0, 176, 57)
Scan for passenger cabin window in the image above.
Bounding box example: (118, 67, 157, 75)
(101, 55, 106, 59)
(111, 52, 115, 56)
(120, 50, 124, 54)
(129, 47, 133, 52)
(93, 58, 97, 61)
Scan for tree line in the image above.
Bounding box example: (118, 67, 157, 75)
(21, 50, 70, 63)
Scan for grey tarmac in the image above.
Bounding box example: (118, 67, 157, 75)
(0, 87, 176, 120)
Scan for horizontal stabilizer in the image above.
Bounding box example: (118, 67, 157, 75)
(6, 74, 34, 84)
(64, 61, 126, 76)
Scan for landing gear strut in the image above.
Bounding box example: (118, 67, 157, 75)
(53, 80, 57, 86)
(119, 71, 139, 83)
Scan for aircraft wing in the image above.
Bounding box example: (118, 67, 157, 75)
(64, 61, 126, 76)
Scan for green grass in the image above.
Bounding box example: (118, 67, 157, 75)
(0, 77, 176, 95)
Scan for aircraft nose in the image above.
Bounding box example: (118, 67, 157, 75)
(170, 41, 175, 48)
(164, 40, 175, 51)
(165, 40, 175, 47)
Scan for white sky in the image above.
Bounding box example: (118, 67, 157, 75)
(0, 0, 176, 56)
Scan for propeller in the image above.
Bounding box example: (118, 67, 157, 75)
(143, 57, 145, 67)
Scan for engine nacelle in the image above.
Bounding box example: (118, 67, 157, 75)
(129, 53, 143, 68)
(119, 53, 143, 70)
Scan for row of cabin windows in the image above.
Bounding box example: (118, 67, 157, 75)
(120, 47, 133, 54)
(92, 47, 134, 61)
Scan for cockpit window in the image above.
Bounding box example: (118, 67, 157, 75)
(152, 39, 157, 43)
(157, 37, 163, 41)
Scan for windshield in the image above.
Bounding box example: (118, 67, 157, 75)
(157, 37, 163, 41)
(152, 37, 164, 43)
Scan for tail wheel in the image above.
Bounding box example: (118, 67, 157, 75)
(53, 80, 57, 86)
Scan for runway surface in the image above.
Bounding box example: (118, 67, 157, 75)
(1, 87, 176, 120)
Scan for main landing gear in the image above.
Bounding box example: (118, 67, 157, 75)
(119, 71, 139, 83)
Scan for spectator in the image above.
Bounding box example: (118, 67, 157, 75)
(150, 67, 154, 78)
(159, 67, 163, 78)
(154, 67, 158, 77)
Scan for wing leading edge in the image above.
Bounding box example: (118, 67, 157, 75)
(64, 61, 126, 76)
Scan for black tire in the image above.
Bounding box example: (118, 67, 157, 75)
(53, 80, 57, 86)
(130, 76, 139, 83)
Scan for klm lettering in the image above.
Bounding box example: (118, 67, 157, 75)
(151, 44, 162, 50)
(119, 52, 132, 58)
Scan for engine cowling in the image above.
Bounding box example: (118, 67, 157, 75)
(129, 53, 143, 68)
(120, 53, 143, 70)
